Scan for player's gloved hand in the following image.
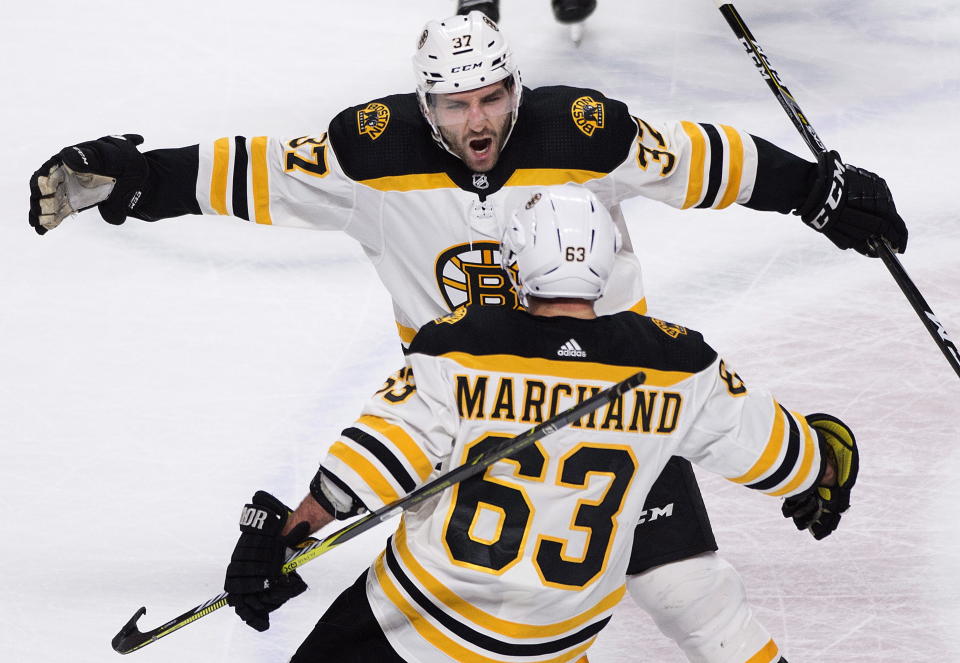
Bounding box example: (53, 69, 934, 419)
(224, 491, 311, 632)
(781, 413, 859, 540)
(795, 150, 907, 256)
(28, 134, 148, 235)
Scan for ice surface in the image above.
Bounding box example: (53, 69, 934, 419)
(1, 1, 958, 661)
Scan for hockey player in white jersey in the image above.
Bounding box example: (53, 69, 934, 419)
(222, 185, 859, 663)
(29, 12, 893, 663)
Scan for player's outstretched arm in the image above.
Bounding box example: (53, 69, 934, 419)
(794, 151, 907, 256)
(224, 491, 318, 632)
(781, 413, 859, 540)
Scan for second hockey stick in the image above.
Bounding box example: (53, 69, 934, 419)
(112, 369, 646, 654)
(713, 0, 960, 380)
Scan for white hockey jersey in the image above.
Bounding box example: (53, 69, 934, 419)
(188, 87, 761, 343)
(319, 306, 823, 663)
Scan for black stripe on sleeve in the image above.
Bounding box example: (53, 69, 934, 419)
(695, 123, 724, 209)
(384, 542, 608, 656)
(341, 427, 416, 493)
(747, 405, 800, 492)
(232, 136, 249, 220)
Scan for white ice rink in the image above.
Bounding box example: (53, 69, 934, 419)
(2, 1, 958, 661)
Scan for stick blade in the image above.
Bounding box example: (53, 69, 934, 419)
(111, 606, 148, 654)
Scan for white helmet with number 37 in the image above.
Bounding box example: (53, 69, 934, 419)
(501, 184, 622, 306)
(412, 11, 522, 154)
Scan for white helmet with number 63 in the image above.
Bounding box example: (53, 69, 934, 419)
(501, 184, 622, 306)
(412, 11, 522, 155)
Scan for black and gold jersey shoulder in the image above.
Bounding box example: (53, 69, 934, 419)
(410, 306, 717, 376)
(494, 85, 638, 178)
(325, 86, 639, 196)
(327, 92, 469, 183)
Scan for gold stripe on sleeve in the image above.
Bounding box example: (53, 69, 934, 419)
(769, 412, 818, 497)
(375, 554, 597, 663)
(358, 415, 433, 481)
(395, 520, 624, 638)
(397, 322, 417, 345)
(328, 441, 400, 504)
(745, 639, 780, 663)
(250, 136, 273, 225)
(716, 125, 744, 209)
(680, 121, 706, 209)
(729, 402, 785, 484)
(210, 137, 230, 215)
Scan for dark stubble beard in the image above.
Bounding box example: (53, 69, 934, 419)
(440, 114, 511, 173)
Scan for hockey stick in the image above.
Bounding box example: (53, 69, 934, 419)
(713, 0, 960, 380)
(111, 369, 646, 654)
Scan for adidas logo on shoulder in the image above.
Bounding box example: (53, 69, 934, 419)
(557, 338, 587, 358)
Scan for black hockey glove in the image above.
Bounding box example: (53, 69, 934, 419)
(224, 491, 311, 632)
(28, 134, 148, 235)
(795, 150, 907, 256)
(782, 413, 859, 540)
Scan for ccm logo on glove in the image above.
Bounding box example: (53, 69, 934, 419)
(240, 507, 270, 530)
(810, 159, 844, 230)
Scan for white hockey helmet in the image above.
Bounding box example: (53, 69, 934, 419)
(412, 12, 522, 155)
(501, 184, 622, 307)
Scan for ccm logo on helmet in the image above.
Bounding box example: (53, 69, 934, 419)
(451, 63, 483, 73)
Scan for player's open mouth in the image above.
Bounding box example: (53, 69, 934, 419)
(468, 137, 493, 156)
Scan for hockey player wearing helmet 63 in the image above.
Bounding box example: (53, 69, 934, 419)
(224, 185, 856, 662)
(500, 183, 622, 307)
(30, 10, 881, 663)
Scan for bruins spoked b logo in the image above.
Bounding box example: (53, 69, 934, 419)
(571, 96, 605, 137)
(435, 241, 521, 311)
(357, 102, 391, 140)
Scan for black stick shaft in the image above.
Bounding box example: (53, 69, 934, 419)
(715, 1, 960, 380)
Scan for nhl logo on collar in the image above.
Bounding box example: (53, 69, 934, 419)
(472, 173, 490, 189)
(571, 96, 605, 137)
(357, 102, 391, 140)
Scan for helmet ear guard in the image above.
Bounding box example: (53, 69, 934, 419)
(412, 11, 522, 158)
(501, 184, 622, 307)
